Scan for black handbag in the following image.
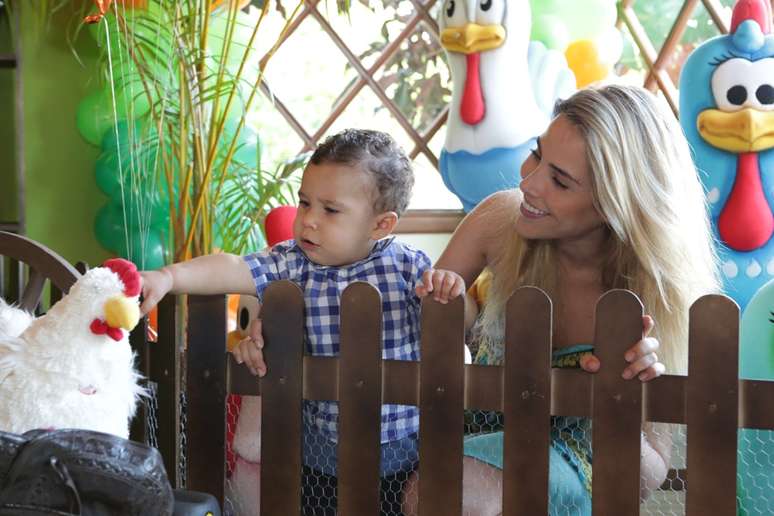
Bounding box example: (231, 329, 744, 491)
(0, 429, 174, 516)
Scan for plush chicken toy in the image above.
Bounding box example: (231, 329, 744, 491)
(0, 258, 144, 439)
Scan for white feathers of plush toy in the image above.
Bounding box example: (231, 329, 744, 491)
(0, 258, 145, 438)
(0, 299, 35, 341)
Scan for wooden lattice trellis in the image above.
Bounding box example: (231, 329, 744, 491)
(257, 0, 742, 231)
(260, 0, 444, 167)
(620, 0, 734, 116)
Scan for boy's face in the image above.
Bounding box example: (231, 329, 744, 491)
(293, 162, 388, 266)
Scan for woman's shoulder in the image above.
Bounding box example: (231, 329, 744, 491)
(481, 189, 522, 210)
(470, 188, 522, 224)
(464, 189, 521, 238)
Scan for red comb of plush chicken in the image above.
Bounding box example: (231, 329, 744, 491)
(103, 258, 141, 297)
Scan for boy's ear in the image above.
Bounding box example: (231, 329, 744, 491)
(371, 211, 398, 239)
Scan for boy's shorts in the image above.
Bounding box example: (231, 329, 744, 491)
(302, 420, 419, 477)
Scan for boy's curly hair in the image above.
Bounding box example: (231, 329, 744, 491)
(309, 129, 414, 216)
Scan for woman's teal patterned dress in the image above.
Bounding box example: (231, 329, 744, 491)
(464, 341, 594, 515)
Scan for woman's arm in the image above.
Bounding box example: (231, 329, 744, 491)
(416, 190, 521, 303)
(435, 190, 521, 288)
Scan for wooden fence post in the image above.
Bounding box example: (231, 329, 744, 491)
(338, 282, 383, 515)
(503, 286, 552, 515)
(419, 295, 465, 516)
(153, 295, 182, 488)
(129, 315, 150, 444)
(592, 289, 643, 514)
(261, 281, 305, 514)
(186, 294, 228, 502)
(686, 295, 739, 515)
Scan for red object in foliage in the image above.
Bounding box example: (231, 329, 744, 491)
(265, 205, 298, 246)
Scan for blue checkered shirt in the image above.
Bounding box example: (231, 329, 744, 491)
(243, 237, 431, 444)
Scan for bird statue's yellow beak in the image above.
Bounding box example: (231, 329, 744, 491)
(698, 107, 774, 153)
(104, 296, 140, 331)
(441, 23, 505, 54)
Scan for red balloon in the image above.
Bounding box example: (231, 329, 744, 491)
(265, 206, 297, 246)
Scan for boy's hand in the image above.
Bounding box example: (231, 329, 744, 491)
(231, 318, 267, 377)
(139, 268, 174, 315)
(415, 268, 466, 304)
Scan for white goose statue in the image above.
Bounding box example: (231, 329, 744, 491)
(439, 0, 576, 211)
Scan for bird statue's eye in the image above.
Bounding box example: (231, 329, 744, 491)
(239, 307, 250, 331)
(757, 84, 774, 105)
(727, 85, 748, 106)
(446, 0, 455, 17)
(480, 0, 492, 11)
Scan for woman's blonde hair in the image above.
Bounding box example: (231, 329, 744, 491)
(478, 85, 720, 374)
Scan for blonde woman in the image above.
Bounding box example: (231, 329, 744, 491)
(406, 85, 721, 515)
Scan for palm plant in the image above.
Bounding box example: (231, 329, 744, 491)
(88, 0, 305, 264)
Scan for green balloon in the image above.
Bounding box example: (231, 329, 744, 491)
(107, 56, 176, 110)
(565, 0, 617, 41)
(97, 124, 165, 202)
(76, 89, 114, 147)
(114, 189, 169, 231)
(101, 119, 155, 152)
(94, 202, 126, 253)
(530, 0, 561, 15)
(90, 4, 175, 64)
(531, 14, 571, 51)
(95, 149, 123, 196)
(117, 89, 151, 121)
(118, 228, 167, 270)
(91, 4, 179, 117)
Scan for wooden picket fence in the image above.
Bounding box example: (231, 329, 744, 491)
(128, 280, 774, 515)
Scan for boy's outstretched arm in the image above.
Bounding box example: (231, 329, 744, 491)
(140, 253, 256, 315)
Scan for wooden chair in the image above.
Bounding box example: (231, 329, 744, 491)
(0, 231, 81, 312)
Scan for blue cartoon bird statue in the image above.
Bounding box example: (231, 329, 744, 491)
(438, 0, 576, 211)
(679, 0, 774, 310)
(737, 277, 774, 514)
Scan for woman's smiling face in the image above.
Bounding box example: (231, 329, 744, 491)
(515, 114, 606, 245)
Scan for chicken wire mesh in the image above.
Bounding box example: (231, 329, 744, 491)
(460, 410, 592, 515)
(223, 396, 419, 516)
(140, 374, 774, 515)
(296, 400, 419, 515)
(144, 380, 160, 450)
(737, 429, 774, 516)
(128, 324, 770, 515)
(179, 390, 188, 489)
(641, 424, 686, 516)
(460, 416, 693, 516)
(225, 394, 261, 516)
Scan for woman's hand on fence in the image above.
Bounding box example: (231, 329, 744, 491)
(231, 318, 267, 377)
(579, 315, 665, 381)
(415, 268, 466, 304)
(139, 268, 173, 315)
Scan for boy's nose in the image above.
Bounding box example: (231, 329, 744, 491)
(303, 214, 318, 229)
